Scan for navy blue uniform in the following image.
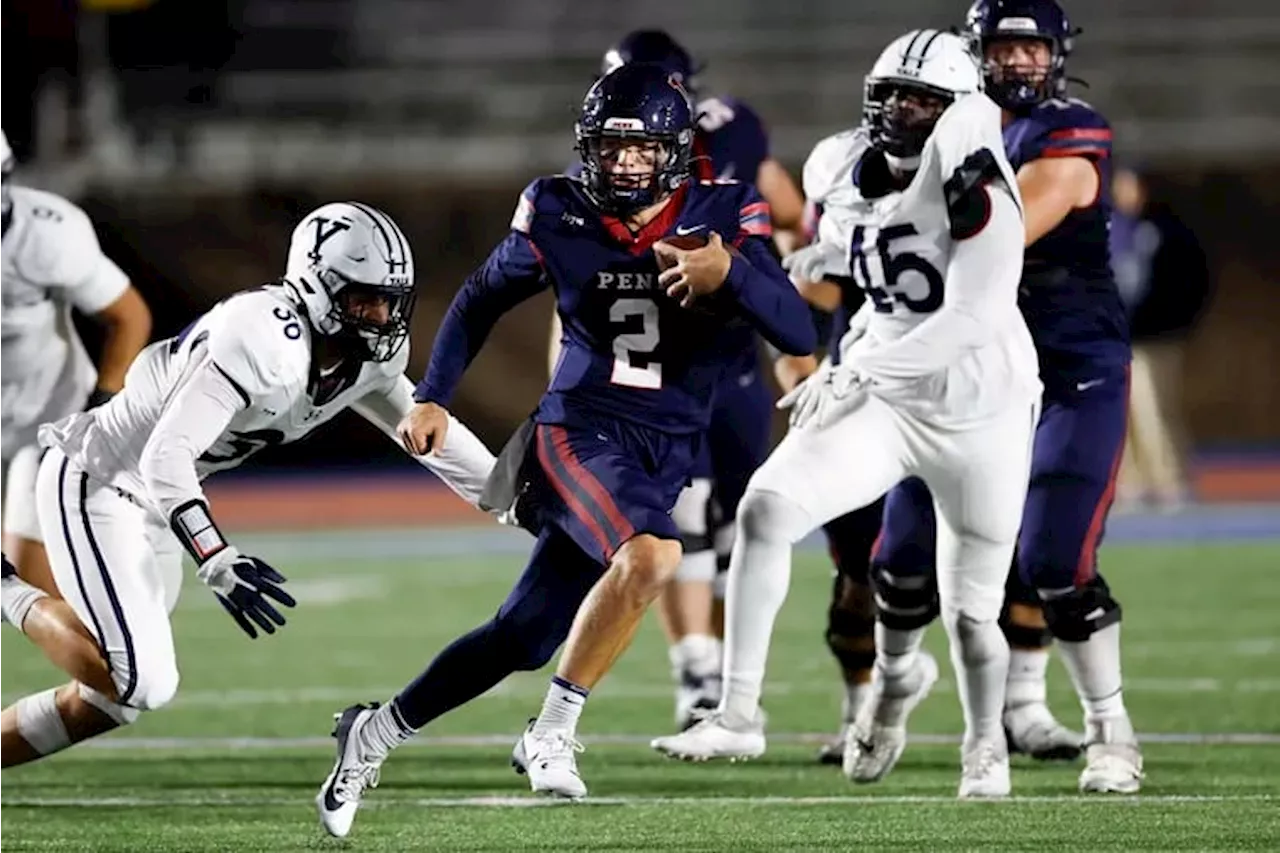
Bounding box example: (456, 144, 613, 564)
(874, 98, 1130, 598)
(419, 176, 814, 564)
(566, 96, 775, 526)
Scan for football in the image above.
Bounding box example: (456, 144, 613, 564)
(659, 234, 709, 251)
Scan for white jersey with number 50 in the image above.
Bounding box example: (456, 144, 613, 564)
(38, 286, 494, 521)
(1, 186, 129, 455)
(803, 93, 1040, 425)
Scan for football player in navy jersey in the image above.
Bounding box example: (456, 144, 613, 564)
(855, 0, 1142, 794)
(552, 29, 810, 731)
(315, 62, 814, 834)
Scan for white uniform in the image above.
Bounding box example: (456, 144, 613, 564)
(750, 94, 1041, 588)
(34, 287, 496, 710)
(1, 186, 129, 540)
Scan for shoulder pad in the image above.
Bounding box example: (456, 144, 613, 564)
(1024, 99, 1112, 161)
(802, 129, 868, 203)
(12, 187, 103, 288)
(205, 290, 311, 399)
(510, 176, 579, 235)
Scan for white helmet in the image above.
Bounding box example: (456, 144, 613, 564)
(284, 202, 416, 362)
(863, 30, 982, 168)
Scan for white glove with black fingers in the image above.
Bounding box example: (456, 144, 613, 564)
(776, 360, 871, 431)
(196, 546, 296, 639)
(781, 240, 844, 285)
(170, 500, 296, 639)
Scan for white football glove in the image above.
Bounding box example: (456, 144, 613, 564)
(781, 240, 845, 285)
(196, 546, 296, 639)
(777, 362, 871, 431)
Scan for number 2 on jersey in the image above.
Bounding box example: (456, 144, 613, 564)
(850, 224, 945, 314)
(610, 298, 662, 390)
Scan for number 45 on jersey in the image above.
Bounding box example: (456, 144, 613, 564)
(850, 224, 944, 314)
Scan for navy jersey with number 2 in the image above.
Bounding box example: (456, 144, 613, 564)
(415, 175, 814, 563)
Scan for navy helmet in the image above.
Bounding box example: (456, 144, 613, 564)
(601, 30, 701, 95)
(964, 0, 1080, 110)
(575, 62, 696, 215)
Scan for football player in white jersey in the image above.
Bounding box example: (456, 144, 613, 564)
(1, 128, 153, 617)
(0, 202, 498, 767)
(652, 30, 1041, 797)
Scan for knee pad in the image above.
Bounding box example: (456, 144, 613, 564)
(1039, 576, 1123, 643)
(15, 687, 71, 755)
(870, 564, 939, 631)
(78, 682, 141, 725)
(124, 660, 180, 712)
(942, 611, 1007, 668)
(999, 568, 1052, 648)
(825, 575, 877, 672)
(671, 479, 713, 540)
(737, 489, 813, 546)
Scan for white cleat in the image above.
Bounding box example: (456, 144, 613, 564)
(1004, 702, 1084, 762)
(958, 737, 1012, 799)
(1079, 717, 1143, 793)
(842, 650, 940, 783)
(650, 710, 766, 762)
(511, 720, 587, 799)
(316, 703, 384, 838)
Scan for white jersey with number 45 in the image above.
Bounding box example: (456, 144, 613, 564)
(803, 93, 1041, 426)
(38, 286, 494, 521)
(1, 186, 130, 454)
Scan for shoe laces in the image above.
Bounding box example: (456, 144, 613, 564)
(333, 759, 381, 803)
(963, 742, 1002, 779)
(533, 730, 585, 764)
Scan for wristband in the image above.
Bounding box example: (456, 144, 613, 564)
(169, 499, 228, 564)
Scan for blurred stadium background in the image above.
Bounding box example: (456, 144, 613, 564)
(5, 0, 1280, 527)
(4, 2, 1280, 849)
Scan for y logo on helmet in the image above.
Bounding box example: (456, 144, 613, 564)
(306, 217, 353, 263)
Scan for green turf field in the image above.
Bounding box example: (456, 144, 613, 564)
(3, 535, 1279, 851)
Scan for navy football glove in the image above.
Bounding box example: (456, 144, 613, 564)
(197, 547, 297, 639)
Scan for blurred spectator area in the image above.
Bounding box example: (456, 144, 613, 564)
(6, 0, 1280, 488)
(6, 0, 1280, 179)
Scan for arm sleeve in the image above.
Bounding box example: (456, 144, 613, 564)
(413, 231, 549, 404)
(723, 237, 818, 356)
(353, 375, 497, 508)
(138, 359, 251, 520)
(851, 187, 1023, 381)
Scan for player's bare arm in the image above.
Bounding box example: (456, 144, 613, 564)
(1017, 155, 1099, 245)
(89, 284, 152, 398)
(756, 157, 806, 255)
(396, 401, 450, 457)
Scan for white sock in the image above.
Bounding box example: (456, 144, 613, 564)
(1005, 647, 1050, 709)
(359, 701, 416, 759)
(671, 634, 722, 681)
(719, 491, 811, 728)
(2, 573, 48, 631)
(15, 687, 72, 757)
(531, 676, 588, 737)
(945, 614, 1010, 747)
(842, 681, 873, 724)
(867, 624, 926, 726)
(1057, 622, 1128, 724)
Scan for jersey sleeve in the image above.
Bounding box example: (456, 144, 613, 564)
(1025, 101, 1113, 163)
(801, 133, 852, 206)
(352, 374, 497, 508)
(138, 357, 253, 524)
(37, 198, 130, 314)
(931, 94, 1023, 237)
(205, 296, 311, 401)
(414, 180, 552, 405)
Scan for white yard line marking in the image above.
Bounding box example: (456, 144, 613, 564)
(3, 794, 1274, 809)
(71, 731, 1280, 751)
